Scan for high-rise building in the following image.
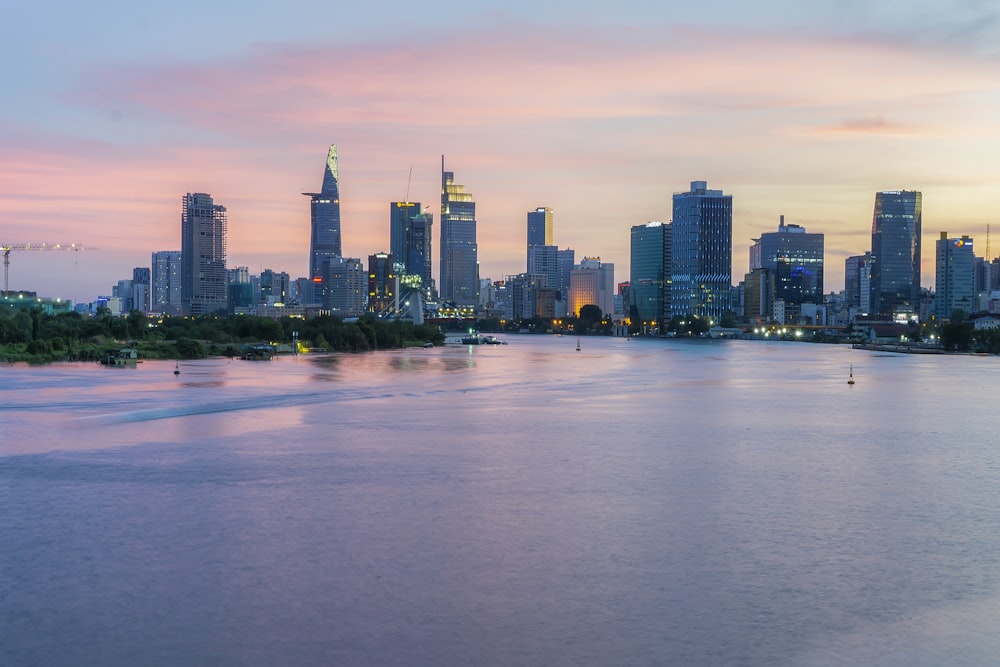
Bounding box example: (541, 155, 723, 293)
(440, 156, 478, 305)
(749, 216, 824, 322)
(260, 269, 290, 304)
(630, 221, 671, 326)
(569, 257, 615, 317)
(304, 144, 343, 301)
(151, 250, 182, 315)
(131, 267, 151, 314)
(390, 202, 420, 270)
(180, 192, 228, 315)
(390, 203, 433, 294)
(527, 207, 554, 256)
(870, 190, 921, 318)
(671, 181, 732, 321)
(844, 252, 871, 311)
(326, 257, 366, 316)
(367, 252, 396, 314)
(935, 233, 975, 321)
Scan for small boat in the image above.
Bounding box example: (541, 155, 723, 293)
(848, 364, 855, 385)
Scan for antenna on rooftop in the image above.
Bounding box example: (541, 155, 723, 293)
(405, 166, 413, 204)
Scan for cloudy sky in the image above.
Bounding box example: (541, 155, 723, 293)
(2, 0, 999, 303)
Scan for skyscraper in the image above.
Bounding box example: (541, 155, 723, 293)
(870, 190, 921, 318)
(935, 233, 975, 321)
(151, 250, 182, 314)
(527, 207, 554, 254)
(671, 181, 733, 321)
(630, 221, 671, 327)
(749, 216, 824, 321)
(304, 144, 343, 295)
(440, 156, 478, 305)
(367, 252, 396, 315)
(844, 252, 871, 311)
(180, 192, 227, 315)
(391, 202, 433, 293)
(390, 201, 419, 270)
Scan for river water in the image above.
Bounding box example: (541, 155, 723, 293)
(3, 336, 1000, 666)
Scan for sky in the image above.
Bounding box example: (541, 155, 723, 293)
(2, 0, 1000, 304)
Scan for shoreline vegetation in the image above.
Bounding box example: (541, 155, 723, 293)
(0, 310, 446, 364)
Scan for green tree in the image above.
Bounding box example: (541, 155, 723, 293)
(579, 305, 603, 329)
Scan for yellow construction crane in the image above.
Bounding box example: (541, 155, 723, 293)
(1, 243, 89, 296)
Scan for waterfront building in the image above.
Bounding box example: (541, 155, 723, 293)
(151, 250, 182, 315)
(181, 192, 228, 316)
(749, 216, 824, 322)
(440, 157, 478, 306)
(528, 244, 559, 289)
(390, 201, 420, 271)
(671, 181, 732, 321)
(304, 144, 343, 303)
(405, 211, 434, 295)
(505, 273, 545, 321)
(935, 233, 975, 321)
(367, 252, 396, 315)
(630, 221, 671, 328)
(569, 257, 615, 318)
(326, 257, 366, 316)
(743, 268, 774, 323)
(870, 190, 922, 318)
(844, 252, 871, 312)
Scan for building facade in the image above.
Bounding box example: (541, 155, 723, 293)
(440, 156, 478, 306)
(326, 257, 366, 316)
(870, 190, 922, 318)
(671, 181, 732, 321)
(935, 233, 975, 321)
(180, 192, 228, 315)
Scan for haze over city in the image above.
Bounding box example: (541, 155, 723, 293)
(3, 0, 1000, 303)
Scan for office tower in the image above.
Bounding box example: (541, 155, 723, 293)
(671, 181, 733, 321)
(749, 216, 824, 322)
(505, 273, 545, 321)
(528, 244, 559, 289)
(131, 267, 150, 314)
(870, 190, 921, 318)
(326, 257, 366, 316)
(391, 204, 433, 293)
(180, 192, 228, 316)
(935, 233, 975, 320)
(390, 202, 420, 271)
(569, 257, 615, 317)
(743, 268, 774, 323)
(440, 156, 478, 305)
(260, 269, 290, 304)
(114, 279, 133, 312)
(844, 252, 871, 310)
(227, 266, 252, 312)
(304, 144, 343, 298)
(527, 207, 554, 260)
(367, 252, 396, 314)
(630, 221, 671, 327)
(151, 251, 182, 315)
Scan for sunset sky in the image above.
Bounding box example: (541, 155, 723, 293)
(3, 1, 1000, 304)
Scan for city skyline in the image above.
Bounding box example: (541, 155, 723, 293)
(3, 2, 1000, 302)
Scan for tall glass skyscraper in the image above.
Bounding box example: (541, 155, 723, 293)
(180, 193, 227, 316)
(671, 181, 732, 321)
(630, 221, 671, 326)
(304, 144, 343, 287)
(870, 190, 921, 318)
(390, 201, 420, 271)
(440, 156, 478, 305)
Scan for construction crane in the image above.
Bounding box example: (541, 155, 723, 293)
(1, 243, 88, 296)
